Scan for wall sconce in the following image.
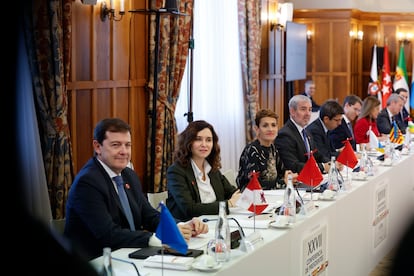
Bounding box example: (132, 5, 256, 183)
(349, 30, 363, 41)
(357, 31, 364, 41)
(101, 0, 125, 21)
(270, 2, 293, 31)
(397, 32, 412, 44)
(306, 30, 312, 40)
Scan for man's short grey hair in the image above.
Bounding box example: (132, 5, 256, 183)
(289, 94, 311, 110)
(387, 93, 403, 106)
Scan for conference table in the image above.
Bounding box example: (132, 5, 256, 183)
(90, 152, 414, 276)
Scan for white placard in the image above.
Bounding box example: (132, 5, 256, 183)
(372, 179, 389, 248)
(302, 224, 328, 276)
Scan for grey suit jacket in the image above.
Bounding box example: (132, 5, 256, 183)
(166, 162, 238, 221)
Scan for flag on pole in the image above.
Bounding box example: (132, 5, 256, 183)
(368, 129, 379, 150)
(156, 202, 188, 254)
(393, 44, 410, 112)
(381, 44, 392, 109)
(389, 120, 404, 144)
(368, 44, 381, 103)
(236, 171, 268, 215)
(337, 139, 358, 168)
(368, 129, 384, 152)
(297, 153, 324, 187)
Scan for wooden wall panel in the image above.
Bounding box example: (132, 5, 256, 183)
(332, 76, 349, 103)
(314, 75, 329, 104)
(70, 89, 93, 173)
(332, 21, 349, 73)
(69, 0, 149, 190)
(73, 3, 93, 80)
(314, 22, 330, 73)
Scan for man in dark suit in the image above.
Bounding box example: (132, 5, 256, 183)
(329, 95, 362, 151)
(377, 93, 405, 135)
(301, 80, 320, 112)
(64, 118, 208, 260)
(275, 94, 330, 175)
(394, 88, 412, 130)
(306, 100, 344, 162)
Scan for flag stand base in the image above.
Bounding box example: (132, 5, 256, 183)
(240, 231, 264, 252)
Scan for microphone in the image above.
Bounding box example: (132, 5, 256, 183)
(112, 257, 141, 276)
(202, 217, 245, 237)
(202, 217, 255, 252)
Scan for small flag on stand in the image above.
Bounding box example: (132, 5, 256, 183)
(368, 129, 384, 152)
(236, 171, 268, 215)
(156, 202, 188, 254)
(389, 120, 404, 144)
(297, 152, 324, 187)
(337, 139, 358, 168)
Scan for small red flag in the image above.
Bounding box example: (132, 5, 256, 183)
(236, 171, 268, 215)
(337, 139, 358, 168)
(297, 154, 323, 187)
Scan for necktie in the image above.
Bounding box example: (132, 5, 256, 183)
(302, 129, 310, 157)
(113, 175, 135, 231)
(347, 122, 354, 139)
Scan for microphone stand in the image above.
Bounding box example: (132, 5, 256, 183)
(202, 217, 257, 252)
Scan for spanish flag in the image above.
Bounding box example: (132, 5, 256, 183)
(389, 120, 404, 144)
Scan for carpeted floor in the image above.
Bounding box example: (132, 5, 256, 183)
(369, 249, 395, 276)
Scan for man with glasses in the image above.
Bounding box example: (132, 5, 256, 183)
(329, 95, 362, 151)
(394, 88, 411, 130)
(306, 99, 345, 161)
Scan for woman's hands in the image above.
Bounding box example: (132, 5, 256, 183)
(228, 189, 241, 207)
(178, 217, 209, 242)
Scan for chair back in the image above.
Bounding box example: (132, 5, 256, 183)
(223, 169, 237, 187)
(147, 191, 168, 209)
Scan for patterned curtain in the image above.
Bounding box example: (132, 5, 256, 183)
(23, 0, 74, 219)
(147, 0, 193, 192)
(238, 0, 262, 143)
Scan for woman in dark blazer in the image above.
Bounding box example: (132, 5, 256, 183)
(166, 120, 240, 221)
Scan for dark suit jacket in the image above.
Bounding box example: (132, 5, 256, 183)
(166, 162, 238, 221)
(301, 92, 320, 112)
(377, 108, 406, 135)
(274, 119, 326, 174)
(65, 157, 161, 260)
(395, 107, 410, 131)
(329, 118, 356, 150)
(306, 118, 337, 161)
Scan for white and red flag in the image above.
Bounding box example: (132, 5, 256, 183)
(381, 43, 392, 109)
(237, 171, 268, 215)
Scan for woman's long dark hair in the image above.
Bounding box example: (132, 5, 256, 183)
(174, 120, 222, 171)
